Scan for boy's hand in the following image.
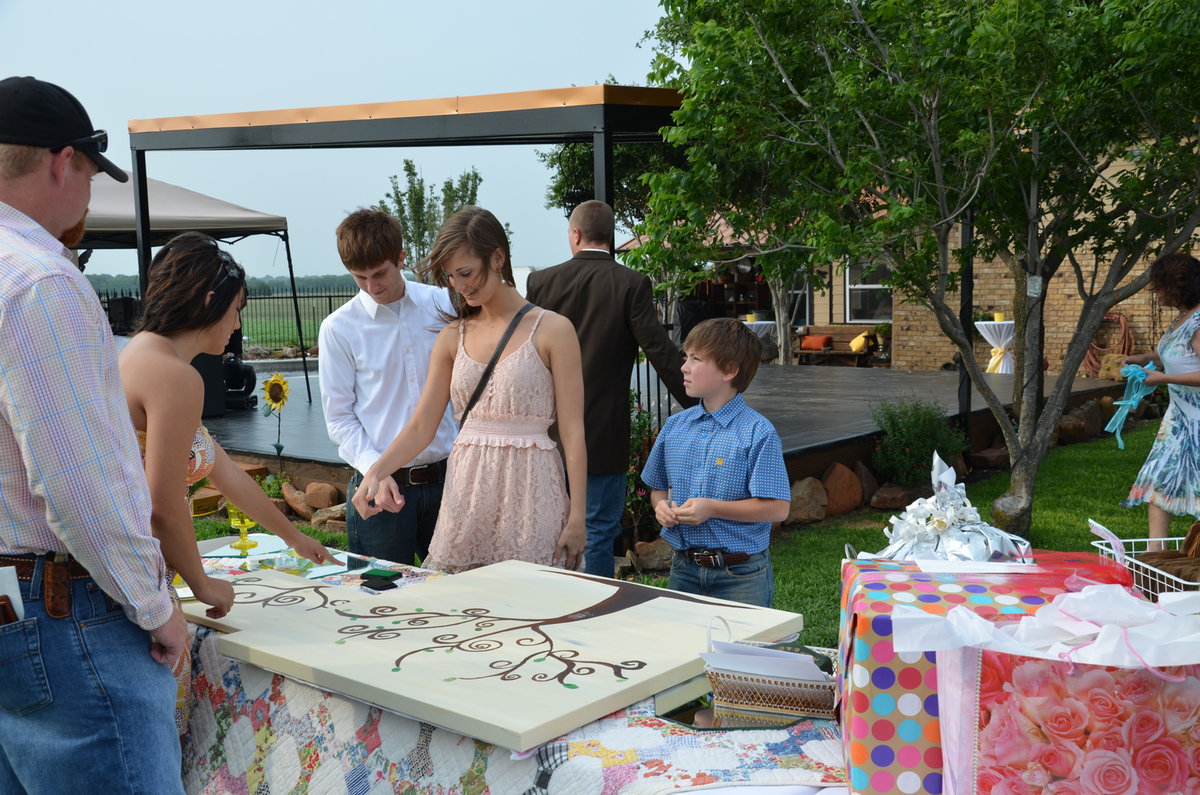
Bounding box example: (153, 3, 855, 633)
(654, 498, 679, 528)
(673, 498, 717, 525)
(352, 474, 404, 518)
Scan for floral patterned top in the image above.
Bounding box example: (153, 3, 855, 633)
(136, 425, 218, 496)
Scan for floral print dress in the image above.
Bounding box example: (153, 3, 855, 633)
(1124, 309, 1200, 518)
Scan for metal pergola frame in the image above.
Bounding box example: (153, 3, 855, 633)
(128, 84, 678, 271)
(127, 85, 680, 402)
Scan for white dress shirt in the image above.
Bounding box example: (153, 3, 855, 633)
(318, 281, 457, 475)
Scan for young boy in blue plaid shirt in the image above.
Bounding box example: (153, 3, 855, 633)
(641, 318, 791, 606)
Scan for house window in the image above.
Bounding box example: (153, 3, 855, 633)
(846, 261, 892, 323)
(789, 277, 811, 328)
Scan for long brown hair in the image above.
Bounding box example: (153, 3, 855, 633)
(420, 206, 514, 320)
(135, 232, 246, 335)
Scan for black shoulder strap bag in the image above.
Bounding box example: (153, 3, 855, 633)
(459, 303, 534, 426)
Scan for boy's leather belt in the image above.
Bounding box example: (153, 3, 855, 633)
(390, 458, 448, 486)
(683, 548, 751, 568)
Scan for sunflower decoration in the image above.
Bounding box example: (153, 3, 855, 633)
(260, 373, 290, 472)
(262, 373, 290, 411)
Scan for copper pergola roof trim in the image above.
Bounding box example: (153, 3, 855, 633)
(127, 85, 681, 149)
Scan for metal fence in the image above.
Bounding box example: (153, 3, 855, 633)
(97, 287, 355, 352)
(97, 287, 679, 428)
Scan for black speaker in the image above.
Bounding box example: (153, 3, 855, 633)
(190, 353, 226, 418)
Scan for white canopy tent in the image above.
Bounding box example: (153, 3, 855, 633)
(80, 171, 311, 400)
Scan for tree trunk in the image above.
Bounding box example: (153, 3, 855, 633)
(768, 280, 795, 365)
(991, 267, 1051, 538)
(991, 449, 1041, 536)
(1011, 271, 1028, 418)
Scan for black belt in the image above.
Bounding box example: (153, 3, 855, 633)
(389, 459, 448, 486)
(0, 553, 91, 582)
(682, 548, 751, 568)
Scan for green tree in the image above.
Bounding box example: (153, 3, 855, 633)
(645, 0, 1200, 535)
(536, 75, 688, 236)
(536, 140, 686, 237)
(379, 160, 483, 265)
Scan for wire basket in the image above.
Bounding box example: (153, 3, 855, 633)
(705, 643, 838, 720)
(1091, 537, 1199, 598)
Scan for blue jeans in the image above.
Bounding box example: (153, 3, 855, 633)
(346, 470, 443, 565)
(583, 472, 628, 577)
(668, 550, 775, 607)
(0, 558, 183, 793)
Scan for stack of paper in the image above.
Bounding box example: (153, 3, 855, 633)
(701, 640, 831, 682)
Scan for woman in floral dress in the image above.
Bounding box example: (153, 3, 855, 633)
(1123, 252, 1200, 540)
(119, 233, 333, 732)
(352, 207, 587, 572)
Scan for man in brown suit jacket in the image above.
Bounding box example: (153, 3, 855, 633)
(526, 200, 695, 577)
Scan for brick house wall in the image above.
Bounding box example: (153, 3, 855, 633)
(886, 227, 1169, 373)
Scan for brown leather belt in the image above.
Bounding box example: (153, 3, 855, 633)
(683, 548, 751, 568)
(390, 458, 448, 487)
(0, 553, 92, 619)
(0, 553, 91, 582)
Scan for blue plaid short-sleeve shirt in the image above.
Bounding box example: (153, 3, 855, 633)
(640, 394, 790, 554)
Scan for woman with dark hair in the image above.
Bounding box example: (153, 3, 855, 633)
(118, 232, 332, 732)
(352, 207, 586, 572)
(1123, 251, 1200, 540)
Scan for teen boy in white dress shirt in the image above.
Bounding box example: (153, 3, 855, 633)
(319, 208, 457, 564)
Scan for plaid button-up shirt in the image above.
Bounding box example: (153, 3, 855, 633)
(0, 200, 172, 630)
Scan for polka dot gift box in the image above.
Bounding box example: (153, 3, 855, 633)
(837, 553, 1132, 794)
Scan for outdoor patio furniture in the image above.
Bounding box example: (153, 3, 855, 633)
(792, 324, 875, 366)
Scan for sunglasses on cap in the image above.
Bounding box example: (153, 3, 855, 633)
(50, 129, 108, 154)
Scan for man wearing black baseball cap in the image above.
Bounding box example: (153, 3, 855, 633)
(0, 76, 186, 792)
(0, 75, 127, 182)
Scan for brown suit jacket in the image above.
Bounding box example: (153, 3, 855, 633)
(526, 250, 695, 474)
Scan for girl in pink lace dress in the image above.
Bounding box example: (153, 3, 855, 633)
(354, 207, 586, 572)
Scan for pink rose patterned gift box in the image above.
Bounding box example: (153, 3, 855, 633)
(938, 649, 1200, 794)
(838, 552, 1132, 795)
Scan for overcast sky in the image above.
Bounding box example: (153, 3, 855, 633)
(2, 0, 665, 278)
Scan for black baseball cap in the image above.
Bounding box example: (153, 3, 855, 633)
(0, 76, 127, 183)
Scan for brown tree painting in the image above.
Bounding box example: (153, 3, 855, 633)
(330, 571, 752, 688)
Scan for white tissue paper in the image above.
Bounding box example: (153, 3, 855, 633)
(892, 582, 1200, 668)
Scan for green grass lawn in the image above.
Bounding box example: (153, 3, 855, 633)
(193, 421, 1167, 650)
(772, 420, 1166, 649)
(194, 516, 347, 551)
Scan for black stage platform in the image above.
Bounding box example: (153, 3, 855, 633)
(205, 364, 1123, 482)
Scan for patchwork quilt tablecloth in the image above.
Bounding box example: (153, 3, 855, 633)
(182, 627, 845, 794)
(182, 558, 846, 793)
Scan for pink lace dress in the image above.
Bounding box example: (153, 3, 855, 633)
(425, 310, 570, 572)
(137, 425, 217, 735)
